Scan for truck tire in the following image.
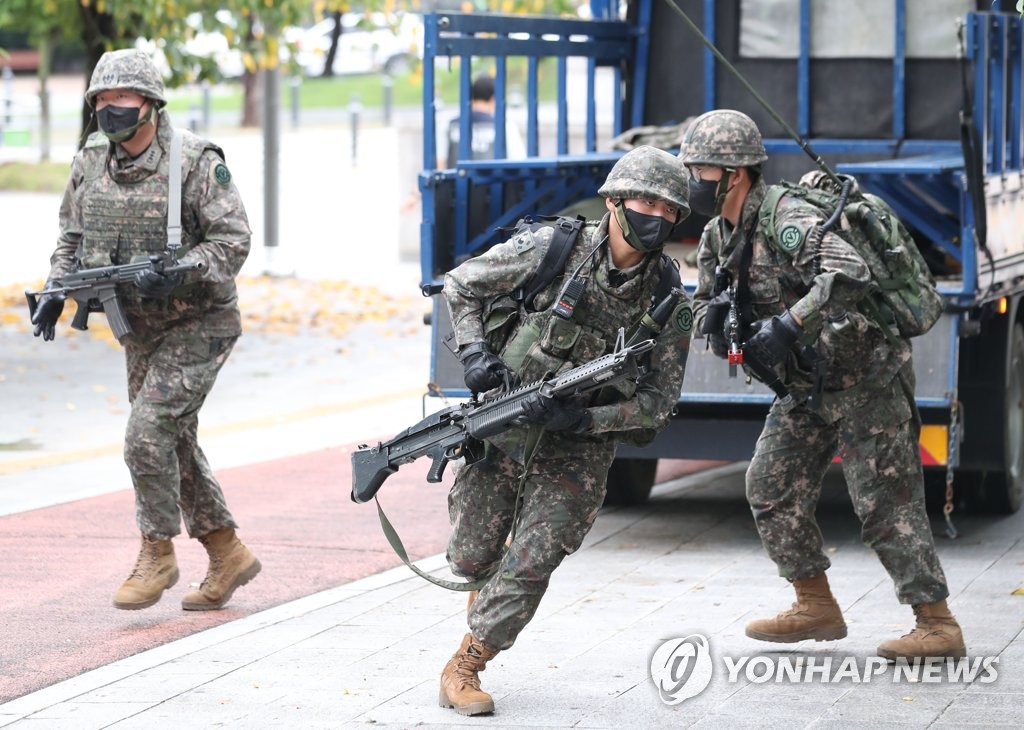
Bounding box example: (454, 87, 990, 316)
(958, 317, 1024, 514)
(977, 321, 1024, 513)
(604, 458, 657, 506)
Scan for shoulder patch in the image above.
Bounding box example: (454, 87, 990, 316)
(213, 163, 232, 186)
(778, 224, 804, 252)
(511, 229, 536, 254)
(673, 301, 693, 334)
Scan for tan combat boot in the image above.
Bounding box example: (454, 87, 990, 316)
(439, 632, 499, 716)
(877, 600, 966, 660)
(181, 528, 261, 611)
(745, 573, 848, 642)
(113, 535, 179, 610)
(466, 590, 478, 617)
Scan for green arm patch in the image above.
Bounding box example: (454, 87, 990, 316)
(213, 163, 232, 185)
(778, 224, 805, 252)
(673, 301, 693, 334)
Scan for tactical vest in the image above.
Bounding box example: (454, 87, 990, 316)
(75, 127, 236, 321)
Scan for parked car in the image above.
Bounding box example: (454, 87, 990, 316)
(137, 10, 246, 82)
(288, 12, 421, 77)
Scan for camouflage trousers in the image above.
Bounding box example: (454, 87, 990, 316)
(447, 441, 614, 650)
(746, 374, 949, 605)
(123, 321, 239, 541)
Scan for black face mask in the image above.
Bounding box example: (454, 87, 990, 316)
(688, 170, 734, 218)
(615, 203, 675, 252)
(96, 104, 152, 143)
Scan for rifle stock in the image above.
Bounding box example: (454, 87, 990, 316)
(350, 336, 655, 504)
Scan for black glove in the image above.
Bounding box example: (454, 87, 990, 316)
(744, 311, 803, 368)
(702, 290, 731, 336)
(31, 289, 66, 342)
(518, 392, 593, 433)
(708, 334, 729, 359)
(459, 342, 515, 393)
(135, 268, 184, 298)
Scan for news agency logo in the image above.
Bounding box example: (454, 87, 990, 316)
(649, 634, 714, 705)
(650, 634, 1000, 706)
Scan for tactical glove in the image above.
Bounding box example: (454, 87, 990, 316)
(708, 334, 729, 359)
(744, 310, 803, 368)
(459, 342, 516, 393)
(135, 268, 184, 298)
(702, 290, 731, 336)
(518, 392, 593, 433)
(31, 288, 66, 342)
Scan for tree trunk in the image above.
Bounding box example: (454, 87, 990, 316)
(241, 69, 262, 127)
(240, 19, 261, 127)
(76, 4, 123, 148)
(321, 11, 343, 79)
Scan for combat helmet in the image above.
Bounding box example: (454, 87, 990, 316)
(678, 110, 768, 168)
(86, 49, 167, 108)
(598, 145, 690, 218)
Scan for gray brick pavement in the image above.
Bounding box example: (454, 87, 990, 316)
(2, 466, 1021, 729)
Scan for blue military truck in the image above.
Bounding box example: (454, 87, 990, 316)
(417, 0, 1024, 515)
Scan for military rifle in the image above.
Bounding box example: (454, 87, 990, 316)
(351, 332, 655, 503)
(25, 253, 204, 341)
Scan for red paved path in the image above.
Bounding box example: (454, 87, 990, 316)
(0, 450, 714, 703)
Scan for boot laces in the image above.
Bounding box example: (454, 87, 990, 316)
(199, 554, 225, 589)
(128, 543, 159, 579)
(450, 645, 490, 689)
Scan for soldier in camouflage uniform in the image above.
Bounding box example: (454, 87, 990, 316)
(680, 109, 964, 660)
(438, 146, 693, 715)
(31, 49, 260, 612)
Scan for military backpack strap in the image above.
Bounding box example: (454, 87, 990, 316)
(516, 215, 585, 311)
(167, 128, 184, 257)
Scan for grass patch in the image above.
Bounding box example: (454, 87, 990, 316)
(165, 60, 558, 115)
(0, 161, 71, 193)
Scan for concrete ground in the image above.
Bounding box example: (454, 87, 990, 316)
(1, 466, 1022, 729)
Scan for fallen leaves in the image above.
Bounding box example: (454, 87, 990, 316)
(0, 275, 428, 346)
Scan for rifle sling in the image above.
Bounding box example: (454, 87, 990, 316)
(373, 424, 545, 592)
(168, 129, 184, 254)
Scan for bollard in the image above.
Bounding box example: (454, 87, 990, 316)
(290, 76, 301, 129)
(349, 94, 362, 165)
(382, 73, 394, 127)
(201, 80, 211, 131)
(189, 104, 200, 134)
(3, 66, 13, 127)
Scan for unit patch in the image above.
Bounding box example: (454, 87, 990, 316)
(511, 229, 536, 254)
(673, 301, 693, 334)
(779, 225, 804, 251)
(214, 163, 232, 185)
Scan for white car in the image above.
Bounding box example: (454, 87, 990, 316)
(289, 12, 421, 77)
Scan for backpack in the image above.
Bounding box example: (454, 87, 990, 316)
(759, 180, 944, 338)
(481, 214, 681, 352)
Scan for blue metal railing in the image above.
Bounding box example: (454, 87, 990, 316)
(419, 4, 649, 283)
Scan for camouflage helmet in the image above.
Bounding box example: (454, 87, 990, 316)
(86, 49, 167, 108)
(597, 145, 690, 216)
(678, 109, 768, 168)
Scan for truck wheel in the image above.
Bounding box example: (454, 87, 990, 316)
(978, 321, 1024, 514)
(604, 458, 657, 506)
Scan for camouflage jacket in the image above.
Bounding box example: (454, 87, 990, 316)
(691, 179, 912, 420)
(444, 215, 692, 462)
(48, 109, 251, 337)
